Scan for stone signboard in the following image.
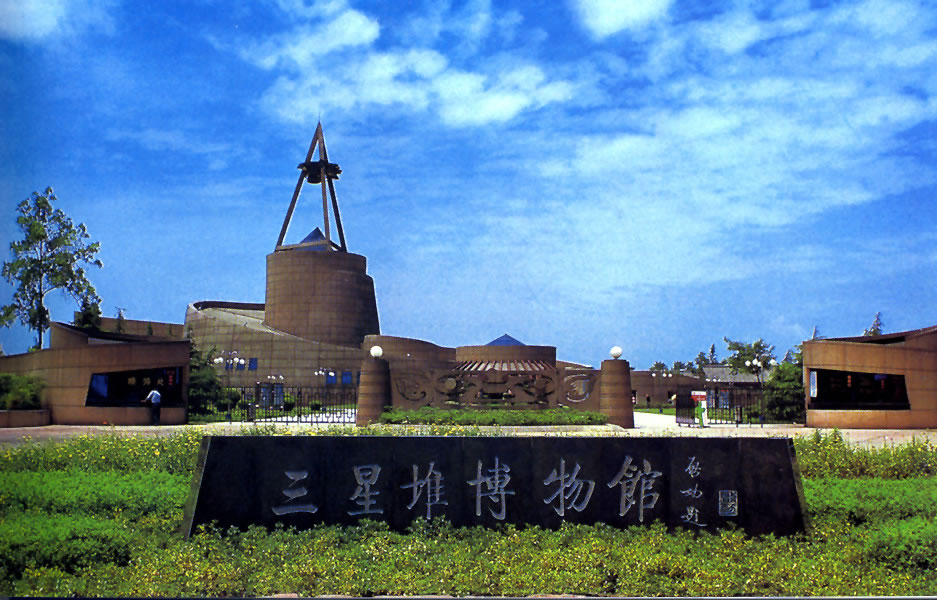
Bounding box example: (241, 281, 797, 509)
(181, 436, 806, 537)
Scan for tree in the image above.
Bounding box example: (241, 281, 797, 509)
(73, 296, 102, 330)
(186, 337, 222, 416)
(708, 343, 719, 364)
(671, 360, 693, 374)
(723, 337, 776, 383)
(693, 351, 709, 374)
(863, 312, 884, 337)
(649, 361, 667, 372)
(1, 188, 102, 349)
(764, 361, 805, 423)
(782, 347, 801, 365)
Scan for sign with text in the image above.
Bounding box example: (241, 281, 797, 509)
(182, 436, 806, 537)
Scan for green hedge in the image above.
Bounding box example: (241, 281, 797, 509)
(378, 406, 608, 426)
(0, 373, 43, 410)
(0, 513, 136, 576)
(803, 478, 937, 525)
(0, 470, 188, 519)
(793, 429, 937, 478)
(0, 428, 203, 474)
(6, 519, 937, 597)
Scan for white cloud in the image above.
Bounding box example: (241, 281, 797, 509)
(0, 0, 114, 41)
(842, 0, 920, 37)
(242, 9, 379, 70)
(434, 65, 574, 126)
(274, 0, 347, 19)
(105, 128, 233, 162)
(571, 0, 672, 39)
(259, 41, 573, 127)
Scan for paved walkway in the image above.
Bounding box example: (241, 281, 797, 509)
(0, 411, 934, 448)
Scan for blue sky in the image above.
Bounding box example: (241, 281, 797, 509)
(1, 0, 935, 368)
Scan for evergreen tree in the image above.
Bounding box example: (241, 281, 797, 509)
(863, 312, 884, 336)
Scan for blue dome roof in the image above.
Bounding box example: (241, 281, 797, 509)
(486, 333, 525, 346)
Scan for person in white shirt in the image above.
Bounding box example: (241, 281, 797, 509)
(145, 388, 161, 425)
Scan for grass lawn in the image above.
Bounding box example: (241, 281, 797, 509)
(635, 407, 676, 416)
(1, 427, 935, 597)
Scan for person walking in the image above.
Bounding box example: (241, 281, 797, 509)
(145, 388, 161, 426)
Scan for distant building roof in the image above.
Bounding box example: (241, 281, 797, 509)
(486, 334, 525, 346)
(702, 364, 767, 384)
(813, 324, 937, 346)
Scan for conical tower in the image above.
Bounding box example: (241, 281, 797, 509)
(263, 123, 380, 347)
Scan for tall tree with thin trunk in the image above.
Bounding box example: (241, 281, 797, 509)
(1, 187, 102, 349)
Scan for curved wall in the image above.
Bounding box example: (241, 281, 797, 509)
(363, 334, 456, 367)
(455, 344, 556, 365)
(264, 249, 380, 347)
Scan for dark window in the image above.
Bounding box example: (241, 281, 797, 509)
(810, 369, 909, 410)
(85, 367, 183, 407)
(341, 371, 353, 385)
(326, 372, 337, 385)
(248, 358, 258, 371)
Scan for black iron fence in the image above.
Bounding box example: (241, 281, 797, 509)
(677, 388, 767, 427)
(674, 392, 697, 426)
(189, 385, 357, 424)
(706, 387, 765, 425)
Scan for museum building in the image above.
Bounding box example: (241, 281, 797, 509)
(803, 324, 937, 429)
(182, 124, 605, 414)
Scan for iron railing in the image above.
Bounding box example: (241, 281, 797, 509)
(189, 385, 357, 424)
(677, 388, 768, 427)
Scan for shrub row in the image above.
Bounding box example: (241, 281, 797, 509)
(0, 513, 136, 577)
(1, 428, 933, 479)
(5, 519, 936, 597)
(803, 477, 937, 525)
(0, 470, 188, 519)
(793, 429, 937, 478)
(0, 373, 43, 410)
(0, 428, 203, 474)
(379, 406, 608, 426)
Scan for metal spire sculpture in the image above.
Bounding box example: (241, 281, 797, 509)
(275, 122, 347, 252)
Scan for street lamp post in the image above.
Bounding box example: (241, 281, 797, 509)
(745, 357, 777, 426)
(213, 351, 245, 421)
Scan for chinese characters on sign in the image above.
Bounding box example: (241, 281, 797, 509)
(468, 458, 515, 520)
(349, 465, 383, 516)
(608, 456, 662, 522)
(272, 470, 318, 515)
(270, 454, 678, 525)
(543, 458, 595, 516)
(680, 456, 707, 527)
(184, 437, 805, 538)
(402, 462, 448, 519)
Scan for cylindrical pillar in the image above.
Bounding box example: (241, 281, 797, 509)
(356, 356, 390, 426)
(600, 359, 634, 428)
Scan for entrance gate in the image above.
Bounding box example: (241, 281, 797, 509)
(194, 386, 357, 424)
(706, 387, 765, 426)
(676, 388, 766, 426)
